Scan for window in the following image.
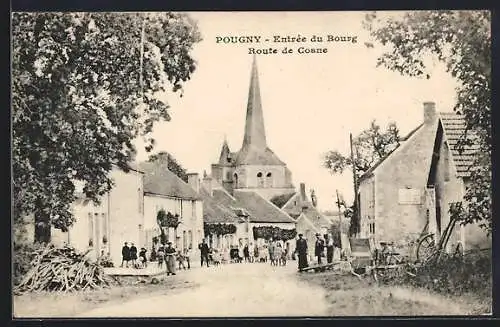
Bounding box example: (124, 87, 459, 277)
(101, 213, 108, 244)
(226, 171, 231, 181)
(138, 187, 143, 213)
(265, 172, 273, 188)
(257, 172, 264, 187)
(233, 173, 238, 188)
(88, 213, 94, 247)
(183, 230, 187, 250)
(188, 230, 193, 249)
(443, 142, 450, 182)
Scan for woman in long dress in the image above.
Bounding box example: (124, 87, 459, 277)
(165, 242, 177, 276)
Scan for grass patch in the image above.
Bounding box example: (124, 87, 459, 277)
(298, 270, 489, 316)
(13, 274, 200, 318)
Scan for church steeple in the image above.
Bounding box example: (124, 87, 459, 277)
(218, 136, 231, 165)
(242, 55, 267, 149)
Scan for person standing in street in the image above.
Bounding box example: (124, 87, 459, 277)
(295, 234, 308, 271)
(165, 241, 177, 276)
(315, 233, 325, 265)
(325, 234, 334, 263)
(129, 243, 138, 268)
(198, 239, 210, 267)
(121, 242, 130, 268)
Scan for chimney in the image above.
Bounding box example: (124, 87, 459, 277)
(300, 183, 307, 202)
(423, 101, 437, 124)
(202, 174, 213, 196)
(187, 173, 200, 193)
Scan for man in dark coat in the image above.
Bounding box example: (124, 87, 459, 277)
(295, 234, 308, 271)
(121, 242, 130, 268)
(315, 233, 325, 265)
(129, 243, 138, 268)
(325, 234, 334, 263)
(198, 239, 210, 267)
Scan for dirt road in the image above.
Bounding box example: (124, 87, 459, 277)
(77, 262, 329, 317)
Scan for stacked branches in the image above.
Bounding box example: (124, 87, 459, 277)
(14, 245, 111, 294)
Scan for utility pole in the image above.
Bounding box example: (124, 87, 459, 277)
(350, 133, 359, 237)
(335, 189, 343, 234)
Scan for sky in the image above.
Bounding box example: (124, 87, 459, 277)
(134, 11, 459, 211)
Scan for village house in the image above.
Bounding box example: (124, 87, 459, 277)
(271, 183, 333, 258)
(358, 102, 491, 253)
(50, 164, 145, 266)
(139, 162, 204, 255)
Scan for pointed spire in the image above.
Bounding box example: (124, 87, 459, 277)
(218, 136, 231, 164)
(242, 55, 267, 149)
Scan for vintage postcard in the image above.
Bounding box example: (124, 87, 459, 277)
(11, 11, 492, 318)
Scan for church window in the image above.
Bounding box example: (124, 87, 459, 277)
(226, 171, 231, 181)
(234, 173, 238, 188)
(257, 172, 264, 187)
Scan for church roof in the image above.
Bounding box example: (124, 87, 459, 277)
(139, 162, 201, 200)
(234, 56, 286, 166)
(234, 146, 286, 165)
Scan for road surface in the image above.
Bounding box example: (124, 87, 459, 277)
(77, 261, 329, 317)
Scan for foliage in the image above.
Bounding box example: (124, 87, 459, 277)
(363, 11, 491, 233)
(12, 12, 202, 242)
(156, 209, 180, 228)
(13, 242, 45, 286)
(204, 222, 237, 236)
(385, 250, 491, 300)
(147, 151, 189, 182)
(324, 121, 400, 236)
(252, 226, 297, 241)
(323, 120, 400, 179)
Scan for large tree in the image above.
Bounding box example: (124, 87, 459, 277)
(363, 11, 491, 233)
(323, 120, 400, 179)
(323, 120, 400, 235)
(12, 12, 202, 242)
(147, 151, 188, 182)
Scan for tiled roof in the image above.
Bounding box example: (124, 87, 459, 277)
(139, 162, 201, 200)
(439, 112, 479, 178)
(199, 187, 239, 224)
(234, 146, 286, 166)
(359, 123, 424, 182)
(233, 190, 296, 224)
(302, 205, 333, 228)
(281, 193, 302, 217)
(270, 192, 297, 208)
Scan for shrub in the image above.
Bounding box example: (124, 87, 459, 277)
(13, 241, 45, 286)
(385, 249, 491, 298)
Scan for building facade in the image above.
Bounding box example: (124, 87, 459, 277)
(358, 102, 491, 252)
(52, 165, 145, 265)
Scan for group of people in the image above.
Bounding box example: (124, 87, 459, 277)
(120, 242, 148, 269)
(196, 238, 290, 267)
(295, 232, 339, 271)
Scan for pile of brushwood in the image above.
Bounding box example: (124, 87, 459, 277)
(14, 244, 112, 295)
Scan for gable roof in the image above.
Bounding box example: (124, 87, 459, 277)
(233, 190, 296, 224)
(439, 112, 479, 178)
(234, 145, 286, 166)
(358, 123, 424, 182)
(270, 192, 297, 208)
(199, 187, 239, 224)
(139, 162, 201, 200)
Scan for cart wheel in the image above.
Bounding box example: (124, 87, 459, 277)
(416, 234, 435, 262)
